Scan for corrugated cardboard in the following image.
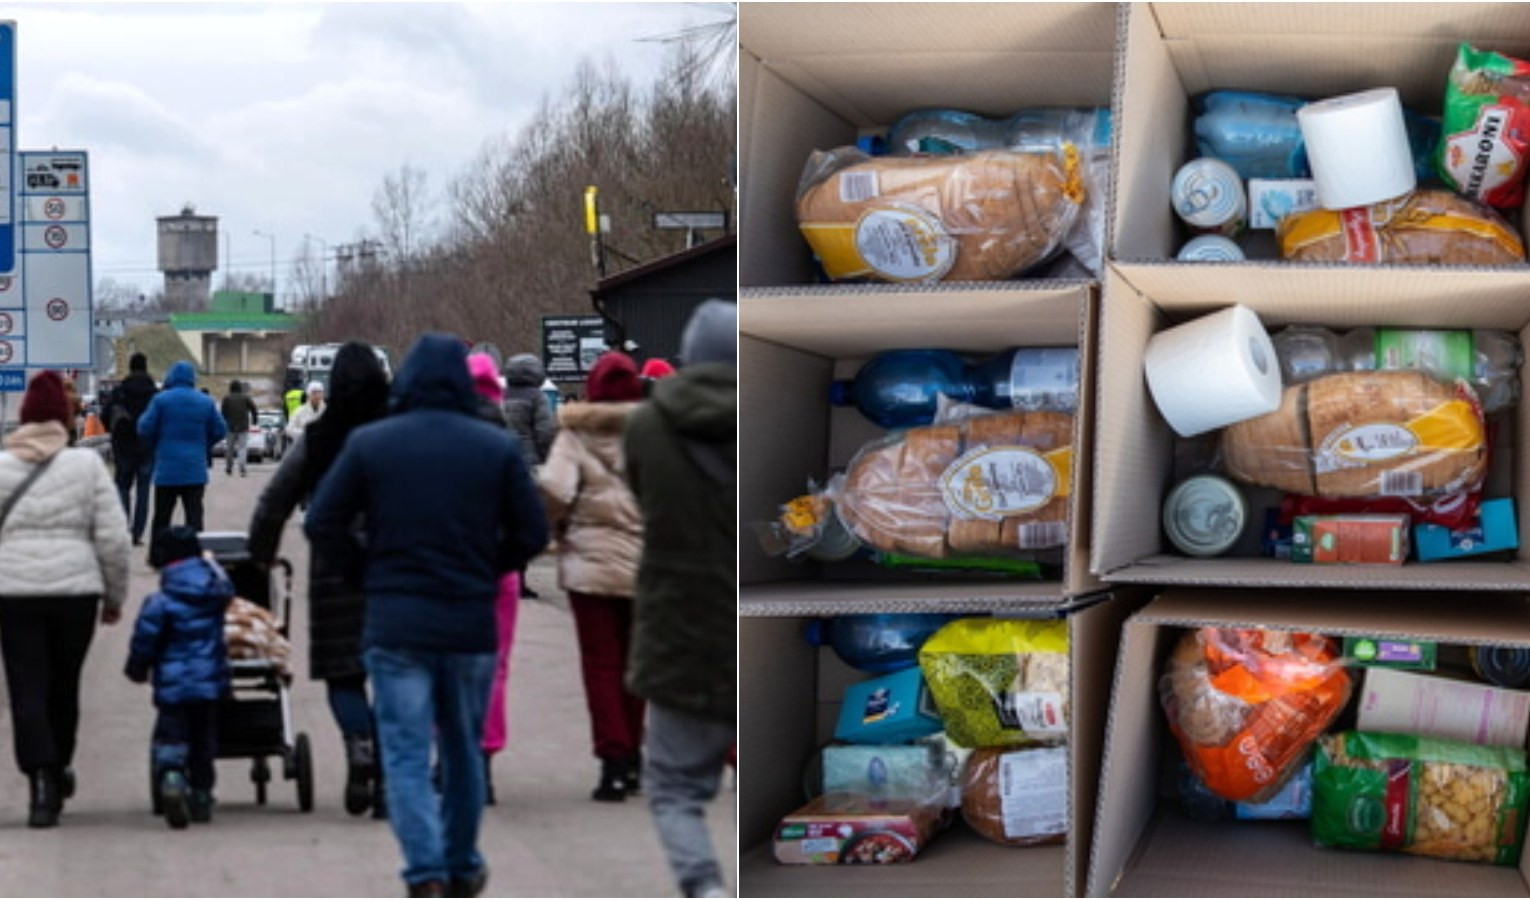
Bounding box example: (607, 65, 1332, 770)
(1091, 264, 1530, 590)
(1087, 589, 1530, 897)
(1357, 668, 1530, 748)
(1111, 2, 1530, 262)
(740, 593, 1143, 898)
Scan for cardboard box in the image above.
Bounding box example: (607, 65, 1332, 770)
(1088, 590, 1530, 897)
(741, 597, 1139, 897)
(1092, 263, 1530, 591)
(1357, 668, 1530, 748)
(1110, 2, 1530, 263)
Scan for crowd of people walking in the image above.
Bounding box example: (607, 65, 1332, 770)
(0, 299, 737, 898)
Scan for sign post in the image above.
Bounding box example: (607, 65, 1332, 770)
(7, 150, 93, 377)
(0, 22, 16, 276)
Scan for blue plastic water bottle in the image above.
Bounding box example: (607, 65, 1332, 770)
(804, 614, 960, 674)
(1194, 91, 1309, 179)
(829, 349, 969, 429)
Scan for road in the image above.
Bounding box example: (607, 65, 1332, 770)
(0, 459, 735, 897)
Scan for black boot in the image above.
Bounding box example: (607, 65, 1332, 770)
(27, 770, 59, 829)
(483, 752, 496, 807)
(60, 768, 76, 802)
(623, 752, 642, 797)
(344, 736, 377, 816)
(591, 758, 627, 803)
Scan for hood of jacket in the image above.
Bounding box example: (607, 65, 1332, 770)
(558, 401, 636, 470)
(392, 334, 478, 414)
(161, 556, 236, 607)
(651, 364, 735, 443)
(505, 353, 546, 388)
(2, 420, 68, 463)
(164, 360, 197, 390)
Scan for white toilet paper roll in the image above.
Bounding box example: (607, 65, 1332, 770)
(1297, 87, 1416, 210)
(1144, 305, 1282, 437)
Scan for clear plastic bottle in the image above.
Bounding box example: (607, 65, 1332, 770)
(884, 107, 1111, 157)
(830, 347, 1080, 428)
(1193, 91, 1309, 180)
(1270, 326, 1339, 384)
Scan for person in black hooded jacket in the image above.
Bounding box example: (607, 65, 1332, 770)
(306, 333, 547, 898)
(103, 353, 159, 546)
(249, 342, 392, 819)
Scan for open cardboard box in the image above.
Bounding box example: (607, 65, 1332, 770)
(740, 594, 1141, 897)
(1093, 263, 1530, 590)
(1088, 589, 1530, 897)
(741, 283, 1100, 614)
(740, 1, 1119, 288)
(1111, 2, 1530, 263)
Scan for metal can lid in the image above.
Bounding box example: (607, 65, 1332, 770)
(1177, 235, 1246, 262)
(1172, 158, 1247, 229)
(1163, 475, 1247, 557)
(1471, 646, 1530, 688)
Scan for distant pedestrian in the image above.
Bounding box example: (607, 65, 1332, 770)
(250, 341, 392, 819)
(61, 376, 84, 446)
(104, 352, 160, 546)
(538, 351, 647, 803)
(467, 352, 520, 806)
(307, 334, 547, 898)
(639, 358, 677, 398)
(137, 361, 227, 561)
(502, 354, 556, 599)
(219, 380, 260, 477)
(623, 300, 736, 899)
(125, 526, 235, 830)
(0, 370, 130, 828)
(286, 381, 326, 441)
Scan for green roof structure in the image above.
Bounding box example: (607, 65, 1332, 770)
(169, 311, 301, 332)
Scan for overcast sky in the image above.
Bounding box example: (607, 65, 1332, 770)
(5, 1, 727, 305)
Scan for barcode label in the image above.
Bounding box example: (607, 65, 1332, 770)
(1380, 470, 1423, 497)
(1016, 521, 1067, 549)
(839, 171, 879, 203)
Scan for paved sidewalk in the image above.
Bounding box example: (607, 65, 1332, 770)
(0, 465, 735, 896)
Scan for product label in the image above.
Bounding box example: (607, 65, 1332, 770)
(853, 206, 956, 282)
(1381, 759, 1413, 851)
(1326, 423, 1419, 464)
(1445, 106, 1522, 202)
(839, 170, 880, 203)
(1173, 160, 1246, 235)
(992, 691, 1067, 735)
(939, 445, 1061, 520)
(998, 747, 1068, 840)
(1007, 348, 1079, 412)
(1375, 330, 1474, 381)
(861, 687, 897, 724)
(1340, 208, 1379, 262)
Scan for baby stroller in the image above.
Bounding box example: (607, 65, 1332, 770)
(149, 532, 315, 814)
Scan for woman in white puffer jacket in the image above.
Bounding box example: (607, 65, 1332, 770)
(0, 371, 130, 828)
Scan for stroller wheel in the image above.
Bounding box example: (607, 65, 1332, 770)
(294, 733, 314, 813)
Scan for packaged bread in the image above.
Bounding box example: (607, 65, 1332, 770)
(960, 745, 1068, 847)
(796, 147, 1084, 283)
(1221, 370, 1487, 499)
(1161, 628, 1350, 804)
(1276, 189, 1525, 264)
(834, 410, 1073, 560)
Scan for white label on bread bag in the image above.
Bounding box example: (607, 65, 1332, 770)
(853, 205, 956, 282)
(839, 170, 880, 203)
(993, 690, 1067, 735)
(939, 445, 1056, 521)
(998, 747, 1069, 840)
(1316, 423, 1418, 473)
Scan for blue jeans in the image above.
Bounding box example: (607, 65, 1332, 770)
(365, 645, 495, 886)
(114, 448, 153, 542)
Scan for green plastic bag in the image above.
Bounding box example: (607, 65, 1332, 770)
(1312, 731, 1529, 865)
(1438, 43, 1530, 209)
(917, 618, 1068, 748)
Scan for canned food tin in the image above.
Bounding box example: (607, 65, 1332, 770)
(1470, 646, 1530, 689)
(1177, 235, 1246, 262)
(1164, 475, 1248, 557)
(1172, 158, 1248, 236)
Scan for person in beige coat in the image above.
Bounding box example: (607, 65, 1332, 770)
(0, 371, 130, 828)
(538, 351, 647, 803)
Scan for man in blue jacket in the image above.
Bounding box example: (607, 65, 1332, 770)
(306, 334, 548, 899)
(137, 361, 226, 559)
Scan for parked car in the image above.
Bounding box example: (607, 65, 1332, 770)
(258, 410, 288, 462)
(212, 422, 272, 464)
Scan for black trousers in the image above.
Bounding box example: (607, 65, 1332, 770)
(151, 484, 206, 549)
(0, 596, 99, 775)
(153, 701, 219, 792)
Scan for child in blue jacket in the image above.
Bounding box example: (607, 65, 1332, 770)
(125, 526, 235, 829)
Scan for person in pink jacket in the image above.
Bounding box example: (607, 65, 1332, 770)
(467, 352, 520, 806)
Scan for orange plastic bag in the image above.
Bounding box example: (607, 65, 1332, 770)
(1160, 628, 1351, 803)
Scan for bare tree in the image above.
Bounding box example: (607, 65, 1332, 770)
(371, 164, 434, 263)
(94, 277, 142, 311)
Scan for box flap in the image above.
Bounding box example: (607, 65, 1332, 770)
(1139, 588, 1530, 643)
(1104, 556, 1530, 593)
(740, 580, 1073, 617)
(742, 2, 1118, 58)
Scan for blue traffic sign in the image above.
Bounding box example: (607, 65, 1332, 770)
(0, 369, 23, 392)
(0, 22, 14, 275)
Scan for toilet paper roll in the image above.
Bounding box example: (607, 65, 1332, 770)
(1144, 305, 1282, 437)
(1297, 88, 1416, 210)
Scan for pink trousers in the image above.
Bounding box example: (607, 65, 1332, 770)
(481, 572, 520, 755)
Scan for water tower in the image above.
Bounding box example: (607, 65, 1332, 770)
(157, 203, 219, 309)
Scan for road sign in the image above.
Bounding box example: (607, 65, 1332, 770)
(541, 315, 608, 383)
(0, 368, 20, 392)
(0, 22, 16, 275)
(15, 149, 91, 367)
(653, 211, 729, 231)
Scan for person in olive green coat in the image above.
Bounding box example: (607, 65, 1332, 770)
(622, 300, 735, 900)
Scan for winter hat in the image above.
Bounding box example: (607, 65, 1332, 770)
(307, 381, 325, 395)
(150, 525, 202, 570)
(467, 352, 504, 403)
(680, 299, 737, 366)
(20, 370, 71, 426)
(586, 351, 643, 403)
(129, 352, 148, 373)
(640, 358, 676, 380)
